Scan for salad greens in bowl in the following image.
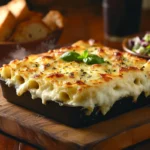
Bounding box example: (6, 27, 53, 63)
(123, 32, 150, 59)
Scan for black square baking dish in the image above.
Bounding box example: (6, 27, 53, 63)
(1, 80, 150, 128)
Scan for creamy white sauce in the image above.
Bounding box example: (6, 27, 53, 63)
(5, 70, 150, 115)
(1, 41, 150, 115)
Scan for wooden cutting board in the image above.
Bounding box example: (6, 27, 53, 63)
(0, 87, 150, 150)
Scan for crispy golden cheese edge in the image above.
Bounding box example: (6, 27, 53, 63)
(0, 40, 150, 115)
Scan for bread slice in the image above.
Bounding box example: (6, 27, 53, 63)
(10, 20, 50, 43)
(0, 7, 16, 41)
(7, 0, 31, 23)
(42, 10, 64, 31)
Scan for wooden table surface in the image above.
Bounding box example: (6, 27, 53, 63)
(0, 4, 150, 150)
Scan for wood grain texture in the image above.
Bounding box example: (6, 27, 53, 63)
(0, 132, 36, 150)
(0, 87, 150, 150)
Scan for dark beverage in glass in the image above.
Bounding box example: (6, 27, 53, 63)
(103, 0, 142, 41)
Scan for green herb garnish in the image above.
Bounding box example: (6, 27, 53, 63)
(77, 50, 89, 61)
(60, 51, 80, 62)
(83, 54, 105, 65)
(60, 50, 105, 65)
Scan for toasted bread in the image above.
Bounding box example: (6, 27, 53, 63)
(7, 0, 31, 23)
(0, 7, 16, 41)
(11, 20, 50, 43)
(42, 10, 64, 31)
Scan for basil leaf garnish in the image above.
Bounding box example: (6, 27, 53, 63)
(77, 50, 89, 61)
(60, 50, 105, 65)
(60, 51, 80, 62)
(83, 54, 105, 65)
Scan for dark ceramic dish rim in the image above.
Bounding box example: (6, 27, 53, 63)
(122, 33, 150, 59)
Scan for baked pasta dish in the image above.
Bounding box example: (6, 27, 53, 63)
(0, 40, 150, 127)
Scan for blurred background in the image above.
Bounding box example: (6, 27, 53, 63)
(0, 0, 149, 49)
(0, 1, 149, 149)
(25, 0, 150, 47)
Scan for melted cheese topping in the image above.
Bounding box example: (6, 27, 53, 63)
(0, 40, 150, 115)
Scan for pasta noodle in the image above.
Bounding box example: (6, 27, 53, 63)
(0, 40, 150, 115)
